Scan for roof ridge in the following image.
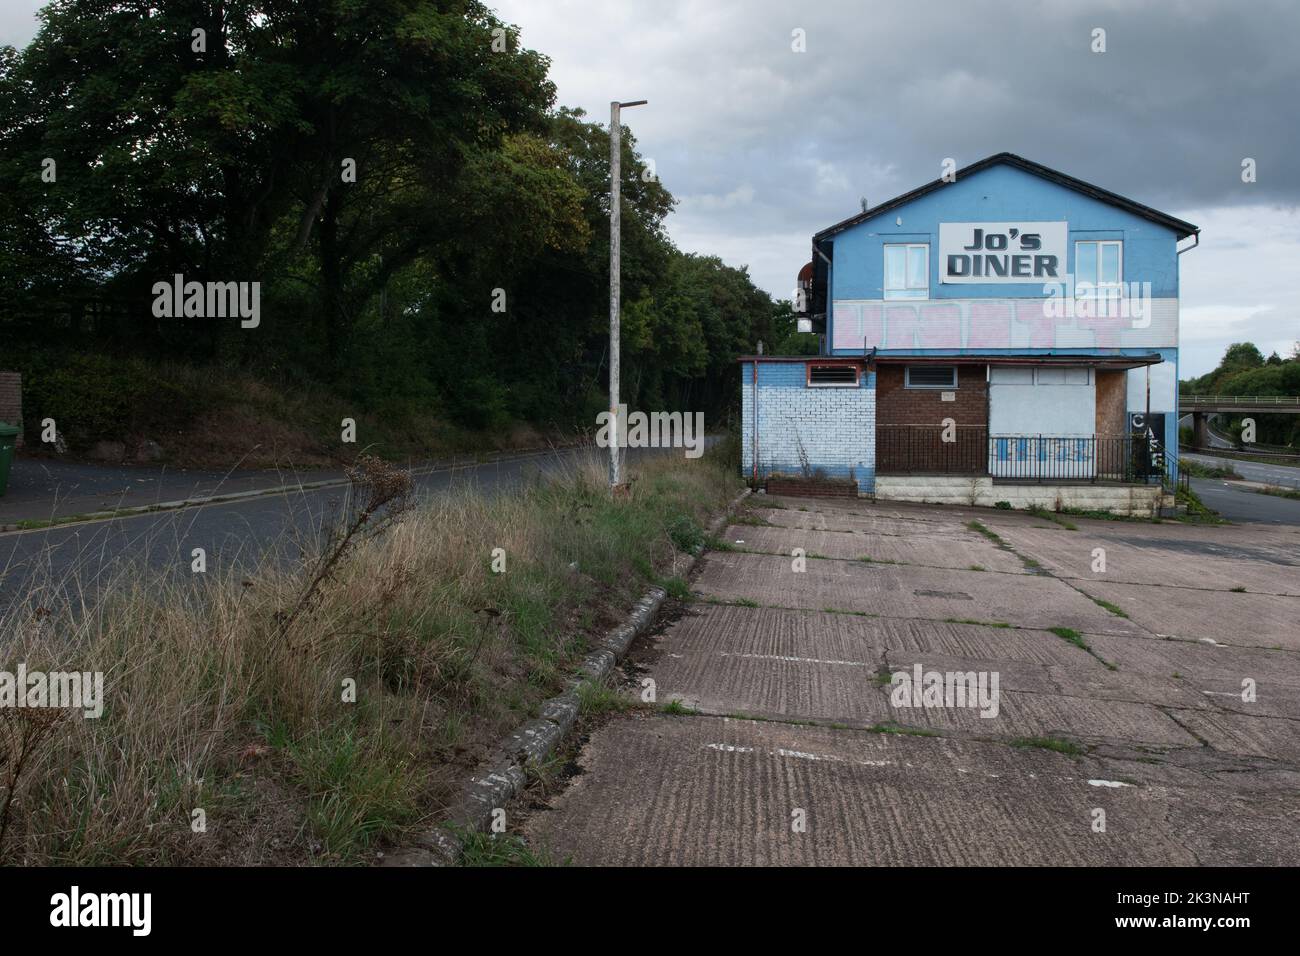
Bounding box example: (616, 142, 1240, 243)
(813, 153, 1198, 243)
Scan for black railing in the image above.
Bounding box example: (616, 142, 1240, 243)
(877, 425, 989, 475)
(877, 426, 1163, 483)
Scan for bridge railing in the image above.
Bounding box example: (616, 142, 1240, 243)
(1181, 395, 1300, 407)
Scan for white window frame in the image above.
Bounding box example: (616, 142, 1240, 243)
(1034, 366, 1091, 386)
(884, 243, 929, 300)
(989, 366, 1033, 385)
(1074, 240, 1123, 297)
(904, 365, 957, 389)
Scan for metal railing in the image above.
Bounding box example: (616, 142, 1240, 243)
(877, 425, 989, 475)
(1181, 395, 1300, 408)
(877, 426, 1163, 483)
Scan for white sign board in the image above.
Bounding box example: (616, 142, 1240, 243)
(939, 221, 1068, 284)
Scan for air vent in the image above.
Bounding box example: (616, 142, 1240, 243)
(808, 365, 859, 387)
(906, 365, 957, 388)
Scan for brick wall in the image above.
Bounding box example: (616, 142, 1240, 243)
(875, 363, 986, 474)
(740, 361, 875, 494)
(875, 364, 988, 426)
(0, 371, 21, 448)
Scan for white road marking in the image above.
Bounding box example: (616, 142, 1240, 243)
(719, 651, 873, 667)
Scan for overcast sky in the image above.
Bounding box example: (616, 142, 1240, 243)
(4, 0, 1297, 376)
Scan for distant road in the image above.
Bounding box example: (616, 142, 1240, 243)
(1181, 452, 1300, 489)
(1176, 412, 1235, 449)
(1188, 478, 1300, 525)
(0, 444, 689, 610)
(1180, 449, 1300, 525)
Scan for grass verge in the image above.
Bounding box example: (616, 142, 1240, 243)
(0, 440, 741, 865)
(1179, 459, 1243, 480)
(1254, 485, 1300, 501)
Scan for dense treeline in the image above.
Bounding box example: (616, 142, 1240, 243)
(1181, 342, 1300, 446)
(0, 1, 785, 448)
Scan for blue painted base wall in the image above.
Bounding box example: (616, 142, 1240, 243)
(740, 362, 876, 494)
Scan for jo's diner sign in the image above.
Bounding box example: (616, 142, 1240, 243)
(939, 221, 1067, 284)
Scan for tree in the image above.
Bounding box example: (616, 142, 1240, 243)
(1, 2, 776, 441)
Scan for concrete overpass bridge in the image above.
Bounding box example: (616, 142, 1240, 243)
(1181, 395, 1300, 447)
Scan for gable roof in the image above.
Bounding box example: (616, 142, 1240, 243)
(813, 152, 1199, 243)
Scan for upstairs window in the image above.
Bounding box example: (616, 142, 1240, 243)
(905, 365, 957, 389)
(808, 364, 859, 387)
(1075, 240, 1122, 296)
(884, 243, 929, 300)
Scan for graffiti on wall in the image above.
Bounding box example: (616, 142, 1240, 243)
(831, 297, 1178, 352)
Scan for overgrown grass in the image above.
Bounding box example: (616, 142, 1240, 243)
(577, 680, 638, 716)
(966, 519, 1003, 544)
(0, 440, 741, 865)
(1089, 596, 1130, 619)
(661, 699, 698, 716)
(17, 352, 566, 468)
(1027, 506, 1078, 530)
(1254, 485, 1300, 501)
(1173, 484, 1225, 523)
(1179, 459, 1243, 480)
(456, 829, 567, 867)
(1047, 626, 1087, 649)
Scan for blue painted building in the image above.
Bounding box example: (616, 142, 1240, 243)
(742, 153, 1199, 510)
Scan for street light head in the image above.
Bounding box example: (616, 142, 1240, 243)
(619, 99, 648, 108)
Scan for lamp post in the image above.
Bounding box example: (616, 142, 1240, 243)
(609, 98, 646, 488)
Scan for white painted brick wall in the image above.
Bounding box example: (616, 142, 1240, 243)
(740, 364, 876, 493)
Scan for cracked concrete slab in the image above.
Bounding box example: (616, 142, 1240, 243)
(694, 550, 1141, 635)
(721, 522, 1028, 573)
(1068, 579, 1300, 650)
(1164, 708, 1300, 762)
(976, 521, 1300, 595)
(516, 496, 1300, 867)
(753, 506, 976, 537)
(645, 605, 1208, 739)
(522, 714, 1298, 866)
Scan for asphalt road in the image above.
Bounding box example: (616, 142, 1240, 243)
(1182, 451, 1300, 489)
(1178, 451, 1300, 525)
(1188, 477, 1300, 525)
(0, 444, 662, 611)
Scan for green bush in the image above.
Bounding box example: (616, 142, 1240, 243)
(22, 353, 201, 448)
(667, 514, 705, 554)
